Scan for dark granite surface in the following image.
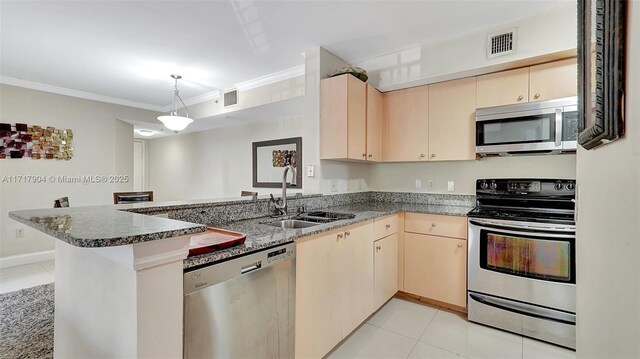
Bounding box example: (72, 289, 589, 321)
(183, 201, 473, 269)
(8, 192, 474, 261)
(9, 206, 206, 247)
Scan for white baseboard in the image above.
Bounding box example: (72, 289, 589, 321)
(0, 250, 55, 269)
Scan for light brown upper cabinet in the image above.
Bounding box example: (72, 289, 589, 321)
(476, 67, 530, 108)
(529, 58, 578, 102)
(320, 75, 382, 162)
(320, 74, 366, 160)
(477, 58, 578, 108)
(382, 86, 429, 162)
(366, 85, 383, 162)
(428, 77, 477, 161)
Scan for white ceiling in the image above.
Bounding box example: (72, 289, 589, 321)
(0, 0, 572, 110)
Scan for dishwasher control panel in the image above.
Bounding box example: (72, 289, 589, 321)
(184, 243, 295, 295)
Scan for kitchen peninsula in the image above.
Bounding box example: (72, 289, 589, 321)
(9, 192, 474, 358)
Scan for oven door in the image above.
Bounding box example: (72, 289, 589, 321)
(468, 218, 575, 313)
(476, 107, 564, 154)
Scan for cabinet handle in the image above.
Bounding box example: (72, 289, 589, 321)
(431, 154, 436, 158)
(376, 246, 382, 251)
(457, 243, 463, 248)
(534, 93, 541, 99)
(345, 231, 351, 237)
(517, 95, 524, 101)
(337, 233, 344, 239)
(386, 224, 391, 229)
(368, 154, 373, 158)
(420, 154, 426, 158)
(362, 153, 367, 158)
(431, 223, 437, 227)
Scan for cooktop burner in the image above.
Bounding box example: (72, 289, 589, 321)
(469, 178, 576, 225)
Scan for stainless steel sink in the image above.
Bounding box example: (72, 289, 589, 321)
(264, 219, 319, 229)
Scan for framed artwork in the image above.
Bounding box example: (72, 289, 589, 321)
(252, 137, 302, 188)
(577, 0, 627, 149)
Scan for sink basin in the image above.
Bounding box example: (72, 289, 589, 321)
(297, 211, 356, 223)
(264, 219, 319, 229)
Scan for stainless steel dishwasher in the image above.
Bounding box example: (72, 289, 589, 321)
(183, 243, 295, 359)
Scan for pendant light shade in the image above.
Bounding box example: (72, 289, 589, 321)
(158, 74, 193, 132)
(157, 115, 193, 132)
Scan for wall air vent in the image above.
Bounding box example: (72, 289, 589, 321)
(223, 89, 238, 108)
(487, 28, 517, 58)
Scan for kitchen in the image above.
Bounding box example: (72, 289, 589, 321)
(0, 1, 638, 359)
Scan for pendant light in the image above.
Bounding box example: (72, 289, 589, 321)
(157, 74, 193, 132)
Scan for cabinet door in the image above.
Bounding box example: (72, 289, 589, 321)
(374, 233, 399, 309)
(428, 77, 477, 161)
(347, 76, 367, 160)
(341, 222, 375, 336)
(404, 233, 467, 308)
(383, 86, 429, 161)
(295, 232, 343, 359)
(366, 85, 383, 162)
(320, 75, 366, 160)
(529, 58, 578, 101)
(476, 67, 529, 108)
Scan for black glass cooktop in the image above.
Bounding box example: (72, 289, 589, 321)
(467, 207, 575, 225)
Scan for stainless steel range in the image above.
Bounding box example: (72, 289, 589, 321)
(467, 178, 576, 349)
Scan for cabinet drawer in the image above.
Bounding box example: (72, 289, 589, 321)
(404, 213, 467, 239)
(373, 214, 399, 239)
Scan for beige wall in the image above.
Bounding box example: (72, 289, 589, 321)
(575, 1, 640, 357)
(146, 116, 305, 201)
(359, 3, 577, 91)
(0, 85, 158, 258)
(368, 155, 577, 194)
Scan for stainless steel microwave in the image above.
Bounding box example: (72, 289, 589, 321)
(475, 97, 578, 156)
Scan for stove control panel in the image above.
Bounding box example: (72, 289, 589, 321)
(477, 178, 576, 198)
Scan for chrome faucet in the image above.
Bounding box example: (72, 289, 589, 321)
(273, 165, 297, 215)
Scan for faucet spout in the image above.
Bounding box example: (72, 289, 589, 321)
(274, 165, 297, 215)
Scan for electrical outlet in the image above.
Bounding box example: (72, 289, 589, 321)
(448, 180, 455, 192)
(15, 228, 24, 238)
(427, 180, 435, 190)
(330, 180, 338, 192)
(306, 165, 315, 177)
(414, 179, 422, 190)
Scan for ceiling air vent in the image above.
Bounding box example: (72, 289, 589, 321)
(487, 28, 517, 58)
(223, 89, 238, 108)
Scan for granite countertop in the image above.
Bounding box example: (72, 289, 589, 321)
(9, 206, 207, 247)
(183, 201, 473, 270)
(9, 195, 473, 268)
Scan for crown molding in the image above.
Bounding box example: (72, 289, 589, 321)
(234, 64, 305, 91)
(0, 75, 165, 112)
(160, 88, 221, 113)
(1, 64, 305, 113)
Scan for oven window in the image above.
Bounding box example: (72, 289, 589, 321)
(480, 232, 574, 283)
(477, 113, 556, 146)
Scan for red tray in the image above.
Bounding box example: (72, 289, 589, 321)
(188, 227, 247, 256)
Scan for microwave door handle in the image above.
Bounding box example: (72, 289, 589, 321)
(555, 108, 563, 146)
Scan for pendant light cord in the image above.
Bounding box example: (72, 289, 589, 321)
(172, 76, 189, 118)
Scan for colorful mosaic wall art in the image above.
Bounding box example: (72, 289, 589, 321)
(0, 123, 73, 160)
(272, 150, 297, 167)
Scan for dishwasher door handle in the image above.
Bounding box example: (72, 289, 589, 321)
(240, 261, 262, 274)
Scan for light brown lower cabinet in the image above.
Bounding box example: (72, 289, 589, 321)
(295, 221, 374, 359)
(404, 233, 467, 308)
(374, 233, 399, 309)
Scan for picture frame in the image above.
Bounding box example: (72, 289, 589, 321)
(577, 0, 627, 150)
(252, 137, 302, 188)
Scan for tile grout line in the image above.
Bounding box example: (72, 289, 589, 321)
(414, 309, 470, 358)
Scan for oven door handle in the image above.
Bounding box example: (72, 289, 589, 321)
(469, 292, 576, 325)
(469, 220, 575, 239)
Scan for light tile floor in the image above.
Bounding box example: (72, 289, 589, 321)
(0, 260, 55, 294)
(329, 298, 576, 359)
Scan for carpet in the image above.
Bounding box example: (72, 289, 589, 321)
(0, 283, 54, 359)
